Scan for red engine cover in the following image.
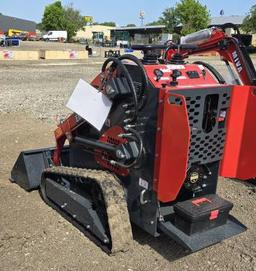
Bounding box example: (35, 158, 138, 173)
(221, 85, 256, 179)
(154, 92, 191, 202)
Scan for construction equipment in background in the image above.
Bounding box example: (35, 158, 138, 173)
(6, 28, 37, 41)
(11, 23, 256, 255)
(8, 28, 24, 37)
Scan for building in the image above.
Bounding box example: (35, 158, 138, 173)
(0, 14, 36, 34)
(209, 15, 256, 46)
(209, 15, 246, 35)
(210, 15, 246, 27)
(110, 25, 167, 46)
(75, 25, 115, 42)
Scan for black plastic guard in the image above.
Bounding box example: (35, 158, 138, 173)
(10, 147, 69, 191)
(158, 215, 247, 252)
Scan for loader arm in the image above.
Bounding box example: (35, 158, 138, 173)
(53, 113, 82, 165)
(166, 25, 256, 86)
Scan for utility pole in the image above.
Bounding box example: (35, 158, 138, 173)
(139, 10, 145, 26)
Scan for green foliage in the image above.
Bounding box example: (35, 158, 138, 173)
(148, 0, 210, 35)
(146, 21, 163, 26)
(84, 16, 93, 26)
(63, 4, 85, 40)
(126, 24, 136, 27)
(158, 7, 179, 33)
(99, 22, 116, 27)
(36, 22, 43, 31)
(42, 1, 65, 31)
(175, 0, 210, 35)
(241, 5, 256, 33)
(41, 1, 84, 41)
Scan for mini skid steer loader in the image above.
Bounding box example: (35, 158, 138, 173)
(12, 24, 256, 254)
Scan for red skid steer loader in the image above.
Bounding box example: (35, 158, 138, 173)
(11, 24, 256, 254)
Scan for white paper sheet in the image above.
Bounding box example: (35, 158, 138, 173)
(66, 79, 112, 131)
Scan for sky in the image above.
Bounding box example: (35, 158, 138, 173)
(0, 0, 255, 25)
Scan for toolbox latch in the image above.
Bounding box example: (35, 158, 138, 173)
(210, 210, 219, 220)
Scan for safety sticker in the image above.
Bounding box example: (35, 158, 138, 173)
(167, 64, 185, 70)
(139, 178, 149, 190)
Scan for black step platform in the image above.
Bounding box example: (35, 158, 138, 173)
(159, 215, 246, 252)
(158, 194, 246, 252)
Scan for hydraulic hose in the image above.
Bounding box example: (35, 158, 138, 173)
(112, 127, 144, 169)
(102, 57, 138, 123)
(119, 54, 149, 100)
(193, 61, 226, 84)
(102, 55, 146, 168)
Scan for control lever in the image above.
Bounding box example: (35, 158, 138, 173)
(170, 69, 182, 86)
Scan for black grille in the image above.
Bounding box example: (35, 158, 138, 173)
(173, 87, 231, 167)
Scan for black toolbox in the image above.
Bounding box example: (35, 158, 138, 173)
(173, 194, 233, 236)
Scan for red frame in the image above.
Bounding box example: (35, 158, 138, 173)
(153, 91, 190, 202)
(220, 86, 256, 179)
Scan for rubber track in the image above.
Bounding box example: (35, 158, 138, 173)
(43, 166, 133, 254)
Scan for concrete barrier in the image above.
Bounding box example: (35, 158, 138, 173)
(0, 50, 39, 60)
(0, 49, 88, 61)
(75, 50, 89, 60)
(40, 50, 88, 60)
(0, 48, 145, 61)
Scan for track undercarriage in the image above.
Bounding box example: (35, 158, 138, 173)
(41, 167, 133, 253)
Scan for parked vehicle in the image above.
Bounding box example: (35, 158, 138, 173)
(5, 37, 20, 47)
(8, 29, 24, 37)
(0, 34, 5, 46)
(116, 40, 129, 48)
(43, 31, 67, 42)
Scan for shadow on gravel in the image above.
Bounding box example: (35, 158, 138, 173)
(248, 179, 256, 186)
(227, 178, 256, 191)
(132, 224, 189, 262)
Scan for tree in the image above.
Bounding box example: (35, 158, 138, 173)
(158, 7, 179, 33)
(126, 24, 136, 27)
(146, 21, 163, 26)
(175, 0, 210, 35)
(157, 0, 210, 35)
(42, 1, 66, 31)
(241, 5, 256, 33)
(63, 4, 84, 40)
(84, 16, 93, 26)
(99, 22, 116, 27)
(41, 1, 84, 41)
(36, 22, 43, 31)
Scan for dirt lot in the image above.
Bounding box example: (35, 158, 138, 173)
(0, 57, 256, 271)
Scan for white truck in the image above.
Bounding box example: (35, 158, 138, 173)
(43, 31, 67, 42)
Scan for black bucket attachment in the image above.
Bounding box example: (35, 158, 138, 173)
(10, 147, 69, 191)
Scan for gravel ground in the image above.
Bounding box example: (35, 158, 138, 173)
(0, 59, 103, 120)
(0, 56, 256, 271)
